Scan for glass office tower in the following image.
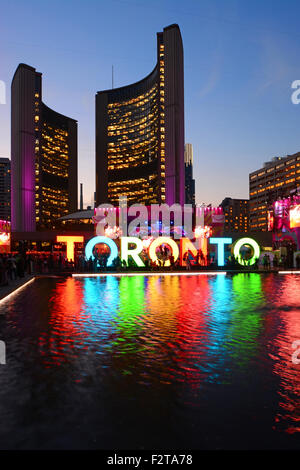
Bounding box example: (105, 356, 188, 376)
(96, 24, 185, 207)
(11, 63, 77, 232)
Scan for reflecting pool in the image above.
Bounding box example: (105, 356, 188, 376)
(0, 273, 300, 449)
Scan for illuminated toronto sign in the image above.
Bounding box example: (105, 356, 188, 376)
(56, 235, 261, 267)
(55, 198, 259, 266)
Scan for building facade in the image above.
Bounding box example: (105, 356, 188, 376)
(0, 158, 11, 221)
(11, 63, 77, 232)
(96, 24, 185, 207)
(249, 153, 300, 231)
(184, 143, 195, 205)
(220, 197, 249, 233)
(267, 194, 300, 254)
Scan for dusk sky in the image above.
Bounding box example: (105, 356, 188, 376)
(1, 0, 300, 207)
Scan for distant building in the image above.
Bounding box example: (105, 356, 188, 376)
(96, 24, 185, 207)
(184, 143, 195, 205)
(249, 153, 300, 231)
(220, 197, 249, 233)
(0, 158, 11, 221)
(11, 63, 78, 232)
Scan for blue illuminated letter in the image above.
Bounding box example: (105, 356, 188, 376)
(209, 237, 232, 266)
(85, 236, 118, 267)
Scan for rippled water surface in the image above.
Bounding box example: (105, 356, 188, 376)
(0, 273, 300, 449)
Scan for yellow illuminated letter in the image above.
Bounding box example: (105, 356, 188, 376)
(148, 237, 179, 267)
(56, 236, 84, 261)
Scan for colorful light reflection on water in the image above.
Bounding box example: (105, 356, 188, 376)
(0, 273, 300, 449)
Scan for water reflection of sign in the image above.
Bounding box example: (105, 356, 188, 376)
(290, 205, 300, 228)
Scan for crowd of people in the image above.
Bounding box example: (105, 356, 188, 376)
(0, 252, 75, 287)
(0, 248, 213, 285)
(224, 252, 300, 270)
(0, 247, 299, 287)
(0, 253, 25, 286)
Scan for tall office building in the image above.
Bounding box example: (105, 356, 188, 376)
(220, 197, 249, 233)
(0, 158, 11, 221)
(249, 152, 300, 231)
(184, 143, 195, 205)
(11, 63, 78, 232)
(96, 24, 185, 207)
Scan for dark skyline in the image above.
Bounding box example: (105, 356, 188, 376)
(1, 0, 300, 207)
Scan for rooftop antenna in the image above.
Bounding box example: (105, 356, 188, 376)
(80, 183, 83, 211)
(112, 65, 114, 89)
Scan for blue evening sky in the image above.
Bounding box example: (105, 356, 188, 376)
(1, 0, 300, 207)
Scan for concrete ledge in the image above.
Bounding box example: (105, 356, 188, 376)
(0, 275, 35, 304)
(72, 271, 227, 278)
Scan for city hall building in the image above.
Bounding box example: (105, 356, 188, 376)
(95, 24, 185, 207)
(11, 63, 78, 233)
